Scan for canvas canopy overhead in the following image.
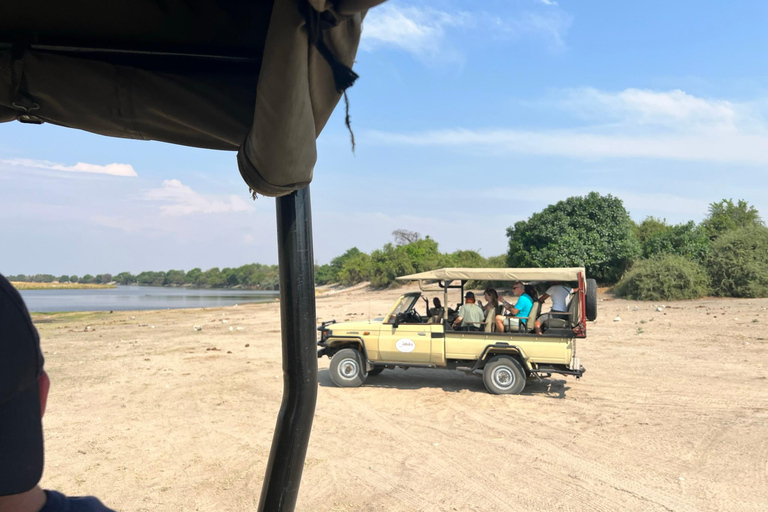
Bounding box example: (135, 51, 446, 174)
(0, 0, 382, 196)
(396, 267, 587, 283)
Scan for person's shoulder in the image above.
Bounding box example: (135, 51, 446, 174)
(42, 490, 117, 512)
(521, 294, 533, 305)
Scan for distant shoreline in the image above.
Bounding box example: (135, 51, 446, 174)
(11, 282, 117, 290)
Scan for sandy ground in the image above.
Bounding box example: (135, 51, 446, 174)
(32, 286, 768, 512)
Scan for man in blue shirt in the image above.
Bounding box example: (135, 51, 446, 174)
(498, 281, 534, 332)
(0, 274, 116, 512)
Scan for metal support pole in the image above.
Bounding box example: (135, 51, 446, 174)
(258, 186, 318, 512)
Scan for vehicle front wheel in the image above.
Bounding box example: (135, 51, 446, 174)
(483, 356, 526, 395)
(329, 348, 367, 387)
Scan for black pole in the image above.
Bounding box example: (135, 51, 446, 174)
(258, 186, 318, 512)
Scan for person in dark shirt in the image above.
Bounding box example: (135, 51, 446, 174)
(0, 274, 116, 512)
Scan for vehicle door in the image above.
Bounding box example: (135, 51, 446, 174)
(378, 322, 433, 363)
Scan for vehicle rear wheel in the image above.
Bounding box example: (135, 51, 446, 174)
(585, 278, 598, 321)
(368, 366, 385, 376)
(330, 348, 367, 387)
(483, 356, 526, 395)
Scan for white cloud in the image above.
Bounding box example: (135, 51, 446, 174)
(145, 179, 255, 216)
(1, 158, 137, 177)
(538, 0, 558, 5)
(361, 4, 468, 60)
(557, 88, 739, 128)
(361, 2, 571, 60)
(366, 88, 768, 165)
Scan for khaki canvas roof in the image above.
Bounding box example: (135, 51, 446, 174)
(0, 0, 384, 197)
(396, 267, 586, 282)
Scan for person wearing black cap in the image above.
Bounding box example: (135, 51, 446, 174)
(451, 291, 485, 331)
(0, 274, 115, 512)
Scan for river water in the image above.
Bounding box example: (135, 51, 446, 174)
(19, 285, 280, 312)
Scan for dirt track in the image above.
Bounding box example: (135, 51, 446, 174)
(34, 287, 768, 511)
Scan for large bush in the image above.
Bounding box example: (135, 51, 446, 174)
(615, 255, 709, 301)
(706, 225, 768, 298)
(506, 192, 639, 283)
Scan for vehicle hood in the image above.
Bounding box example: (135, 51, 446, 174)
(327, 319, 383, 333)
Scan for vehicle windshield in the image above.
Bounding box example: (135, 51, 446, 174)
(384, 294, 420, 324)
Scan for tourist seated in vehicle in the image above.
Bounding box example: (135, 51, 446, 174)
(477, 288, 504, 332)
(497, 281, 534, 332)
(534, 282, 574, 334)
(451, 291, 485, 331)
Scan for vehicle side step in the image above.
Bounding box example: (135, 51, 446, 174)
(376, 361, 437, 369)
(531, 365, 586, 377)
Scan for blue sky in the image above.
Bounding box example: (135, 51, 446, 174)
(2, 0, 768, 275)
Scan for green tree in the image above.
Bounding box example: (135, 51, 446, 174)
(702, 199, 763, 239)
(369, 243, 415, 287)
(57, 275, 70, 283)
(401, 237, 440, 273)
(165, 269, 186, 286)
(97, 273, 113, 284)
(69, 275, 79, 283)
(185, 268, 202, 286)
(634, 216, 669, 244)
(136, 271, 165, 286)
(706, 225, 768, 298)
(81, 274, 96, 284)
(315, 264, 335, 285)
(641, 221, 710, 263)
(440, 250, 485, 268)
(115, 272, 135, 285)
(200, 267, 226, 288)
(337, 252, 371, 285)
(315, 248, 366, 285)
(506, 192, 639, 283)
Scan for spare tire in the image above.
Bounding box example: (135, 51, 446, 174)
(585, 278, 598, 321)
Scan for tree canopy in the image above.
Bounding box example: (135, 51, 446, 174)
(506, 192, 639, 283)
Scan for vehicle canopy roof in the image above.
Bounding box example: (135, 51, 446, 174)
(396, 267, 586, 283)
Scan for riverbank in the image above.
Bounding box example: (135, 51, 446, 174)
(32, 286, 768, 512)
(11, 281, 116, 290)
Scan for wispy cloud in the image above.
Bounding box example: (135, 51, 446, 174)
(366, 88, 768, 165)
(361, 2, 571, 60)
(1, 158, 137, 177)
(361, 4, 469, 60)
(145, 179, 255, 216)
(555, 88, 741, 128)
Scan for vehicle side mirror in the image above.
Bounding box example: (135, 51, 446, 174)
(393, 312, 406, 329)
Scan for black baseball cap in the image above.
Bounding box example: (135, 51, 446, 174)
(0, 273, 45, 496)
(464, 291, 475, 299)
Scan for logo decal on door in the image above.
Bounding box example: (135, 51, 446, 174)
(395, 338, 416, 353)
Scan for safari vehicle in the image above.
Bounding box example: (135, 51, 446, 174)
(318, 268, 597, 394)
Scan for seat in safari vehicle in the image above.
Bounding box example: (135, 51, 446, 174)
(539, 293, 580, 332)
